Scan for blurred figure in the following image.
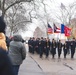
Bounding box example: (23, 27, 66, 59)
(9, 34, 26, 75)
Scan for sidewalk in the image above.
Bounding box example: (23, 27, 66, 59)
(19, 54, 45, 75)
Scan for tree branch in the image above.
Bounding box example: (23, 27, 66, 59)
(14, 20, 31, 26)
(2, 0, 5, 10)
(5, 0, 32, 12)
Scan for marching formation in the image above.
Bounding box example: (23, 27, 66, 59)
(28, 37, 76, 59)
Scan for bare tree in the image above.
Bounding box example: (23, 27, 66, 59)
(31, 0, 53, 37)
(0, 0, 33, 18)
(5, 3, 33, 36)
(53, 2, 76, 25)
(50, 2, 76, 38)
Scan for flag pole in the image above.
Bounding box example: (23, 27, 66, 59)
(47, 21, 49, 38)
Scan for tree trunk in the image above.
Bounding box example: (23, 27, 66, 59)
(2, 10, 5, 18)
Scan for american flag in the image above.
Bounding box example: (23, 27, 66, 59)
(54, 24, 61, 33)
(47, 24, 53, 34)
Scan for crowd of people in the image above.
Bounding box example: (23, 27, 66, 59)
(28, 37, 76, 59)
(0, 16, 26, 75)
(0, 14, 76, 75)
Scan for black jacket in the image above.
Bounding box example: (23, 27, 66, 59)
(0, 48, 15, 75)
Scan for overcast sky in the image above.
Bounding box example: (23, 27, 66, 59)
(22, 0, 75, 38)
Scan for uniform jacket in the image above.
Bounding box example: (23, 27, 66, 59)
(57, 42, 62, 49)
(51, 42, 57, 49)
(63, 43, 68, 50)
(45, 40, 50, 48)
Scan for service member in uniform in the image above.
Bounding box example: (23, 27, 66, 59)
(70, 38, 76, 59)
(57, 40, 62, 59)
(45, 38, 50, 58)
(63, 41, 68, 58)
(51, 39, 57, 59)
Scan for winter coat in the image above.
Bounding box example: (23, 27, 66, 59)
(8, 35, 26, 65)
(0, 33, 7, 51)
(0, 48, 15, 75)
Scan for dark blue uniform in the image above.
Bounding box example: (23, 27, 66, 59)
(63, 42, 68, 58)
(70, 40, 76, 58)
(35, 39, 39, 54)
(28, 39, 33, 53)
(51, 40, 57, 59)
(66, 40, 70, 54)
(57, 40, 62, 59)
(45, 40, 50, 58)
(40, 38, 44, 58)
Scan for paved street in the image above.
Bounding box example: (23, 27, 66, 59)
(19, 44, 76, 75)
(19, 54, 45, 75)
(19, 44, 45, 75)
(29, 53, 76, 75)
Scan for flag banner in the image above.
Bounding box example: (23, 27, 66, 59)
(54, 24, 61, 33)
(64, 26, 71, 37)
(61, 24, 71, 37)
(47, 24, 53, 34)
(61, 24, 65, 33)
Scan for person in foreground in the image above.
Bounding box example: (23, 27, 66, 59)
(0, 48, 15, 75)
(0, 16, 15, 75)
(8, 34, 26, 75)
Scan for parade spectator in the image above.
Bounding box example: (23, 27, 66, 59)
(0, 16, 15, 75)
(9, 34, 26, 75)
